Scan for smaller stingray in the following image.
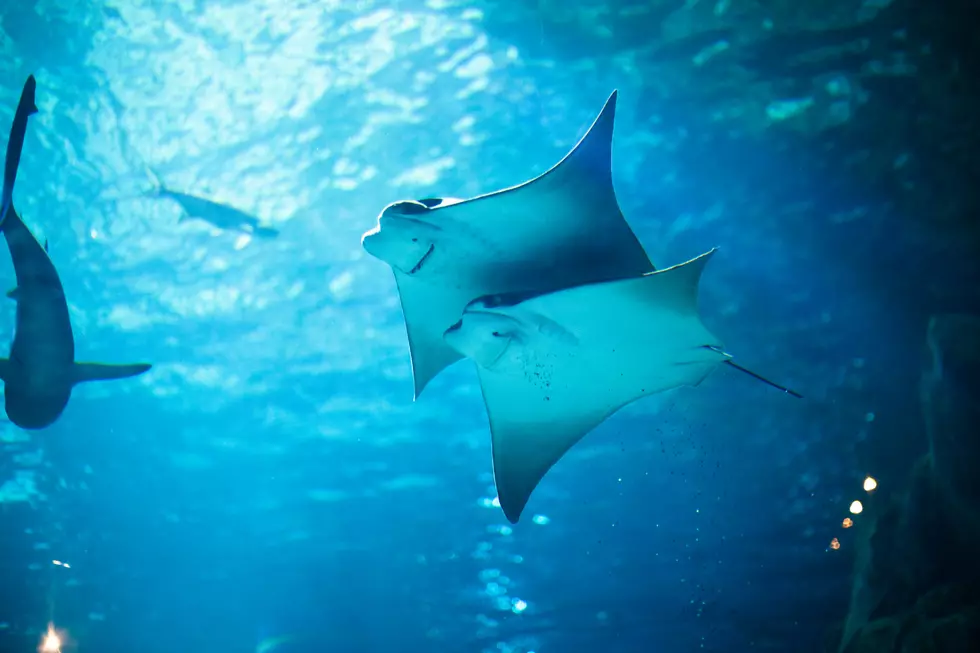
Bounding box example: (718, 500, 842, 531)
(443, 249, 801, 523)
(362, 90, 653, 399)
(144, 168, 279, 239)
(0, 76, 152, 430)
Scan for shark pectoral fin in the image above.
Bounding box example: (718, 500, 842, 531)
(72, 362, 152, 385)
(6, 287, 18, 300)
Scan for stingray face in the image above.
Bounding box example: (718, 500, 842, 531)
(443, 310, 527, 373)
(361, 200, 442, 275)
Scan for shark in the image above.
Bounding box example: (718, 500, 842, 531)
(444, 249, 801, 523)
(145, 168, 279, 238)
(362, 90, 654, 399)
(0, 75, 152, 430)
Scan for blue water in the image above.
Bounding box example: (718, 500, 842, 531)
(0, 2, 961, 652)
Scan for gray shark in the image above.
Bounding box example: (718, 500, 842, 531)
(0, 75, 152, 430)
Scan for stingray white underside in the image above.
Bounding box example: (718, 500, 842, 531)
(445, 250, 729, 523)
(362, 90, 654, 399)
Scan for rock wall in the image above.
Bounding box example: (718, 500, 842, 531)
(834, 314, 980, 652)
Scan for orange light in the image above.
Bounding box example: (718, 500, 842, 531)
(849, 500, 863, 514)
(864, 476, 878, 492)
(829, 538, 840, 550)
(842, 517, 853, 528)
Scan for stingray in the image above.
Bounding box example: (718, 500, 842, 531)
(0, 75, 152, 430)
(362, 90, 653, 398)
(443, 249, 801, 523)
(144, 168, 279, 239)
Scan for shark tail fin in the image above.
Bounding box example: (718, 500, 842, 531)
(708, 348, 802, 398)
(1, 75, 39, 228)
(73, 362, 152, 385)
(101, 165, 167, 205)
(142, 165, 165, 197)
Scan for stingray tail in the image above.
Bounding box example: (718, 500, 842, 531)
(705, 346, 803, 398)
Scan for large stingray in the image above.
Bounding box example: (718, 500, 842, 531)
(362, 90, 653, 398)
(443, 249, 801, 523)
(0, 75, 152, 430)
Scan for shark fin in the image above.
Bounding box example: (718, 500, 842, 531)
(143, 165, 166, 197)
(0, 357, 9, 381)
(73, 362, 152, 385)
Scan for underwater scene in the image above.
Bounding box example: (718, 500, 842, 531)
(1, 1, 978, 652)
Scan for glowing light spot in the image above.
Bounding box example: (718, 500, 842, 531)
(864, 476, 878, 492)
(39, 623, 61, 652)
(842, 517, 853, 528)
(491, 497, 500, 508)
(512, 599, 527, 613)
(829, 538, 840, 550)
(849, 500, 863, 515)
(532, 515, 550, 525)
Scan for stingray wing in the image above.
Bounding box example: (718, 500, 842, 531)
(394, 269, 470, 398)
(482, 250, 727, 523)
(400, 90, 653, 397)
(430, 90, 651, 285)
(480, 363, 623, 524)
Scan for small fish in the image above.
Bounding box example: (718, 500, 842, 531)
(144, 167, 279, 238)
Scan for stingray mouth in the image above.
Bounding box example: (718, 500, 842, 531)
(408, 243, 435, 275)
(446, 318, 463, 334)
(444, 311, 515, 369)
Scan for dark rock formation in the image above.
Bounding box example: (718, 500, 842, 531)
(833, 314, 980, 652)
